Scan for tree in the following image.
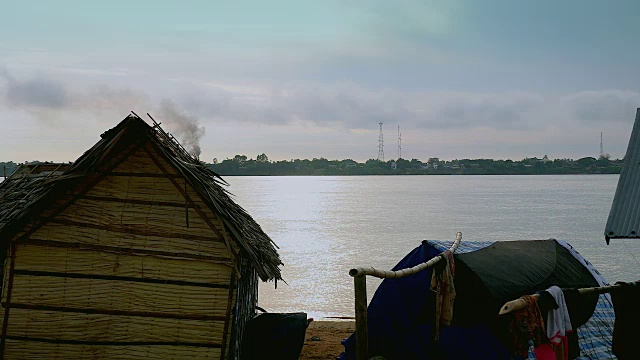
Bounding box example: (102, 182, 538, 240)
(596, 154, 611, 167)
(395, 158, 411, 169)
(233, 155, 247, 164)
(576, 157, 597, 167)
(256, 153, 269, 163)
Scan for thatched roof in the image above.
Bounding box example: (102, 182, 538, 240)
(0, 114, 282, 281)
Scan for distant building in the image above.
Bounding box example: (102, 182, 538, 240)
(391, 161, 397, 170)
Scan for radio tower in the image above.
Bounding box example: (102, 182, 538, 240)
(378, 122, 384, 161)
(398, 125, 402, 160)
(600, 132, 604, 158)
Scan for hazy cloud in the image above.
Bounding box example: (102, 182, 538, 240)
(0, 68, 70, 109)
(1, 66, 638, 163)
(179, 83, 637, 132)
(2, 67, 638, 136)
(562, 90, 640, 124)
(425, 92, 545, 130)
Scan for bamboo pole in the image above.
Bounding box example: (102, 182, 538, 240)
(498, 282, 634, 315)
(349, 231, 462, 360)
(349, 232, 462, 278)
(1, 245, 17, 355)
(185, 179, 190, 229)
(353, 274, 368, 360)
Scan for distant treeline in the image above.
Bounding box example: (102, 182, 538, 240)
(206, 154, 623, 176)
(1, 155, 622, 178)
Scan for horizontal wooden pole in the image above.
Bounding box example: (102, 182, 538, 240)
(82, 195, 193, 208)
(3, 303, 227, 322)
(48, 218, 223, 243)
(498, 283, 632, 315)
(350, 231, 462, 278)
(4, 336, 222, 348)
(106, 172, 183, 178)
(25, 239, 233, 264)
(13, 269, 231, 289)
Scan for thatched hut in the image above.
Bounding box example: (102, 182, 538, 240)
(0, 114, 282, 359)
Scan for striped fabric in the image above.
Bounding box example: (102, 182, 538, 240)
(427, 240, 616, 360)
(428, 240, 494, 254)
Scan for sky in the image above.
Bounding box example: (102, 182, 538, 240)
(1, 0, 640, 163)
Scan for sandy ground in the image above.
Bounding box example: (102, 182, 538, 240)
(299, 320, 355, 360)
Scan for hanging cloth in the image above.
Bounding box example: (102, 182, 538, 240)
(611, 281, 640, 359)
(544, 285, 573, 360)
(508, 295, 548, 357)
(430, 250, 456, 340)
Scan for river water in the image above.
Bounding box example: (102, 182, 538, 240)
(226, 175, 640, 319)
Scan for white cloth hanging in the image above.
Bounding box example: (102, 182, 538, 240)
(545, 285, 572, 343)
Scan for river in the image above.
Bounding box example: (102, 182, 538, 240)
(226, 175, 640, 319)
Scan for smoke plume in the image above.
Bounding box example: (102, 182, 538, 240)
(159, 100, 205, 158)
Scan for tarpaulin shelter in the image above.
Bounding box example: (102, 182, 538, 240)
(340, 240, 615, 359)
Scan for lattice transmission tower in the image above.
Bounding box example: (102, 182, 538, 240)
(398, 125, 402, 160)
(377, 122, 384, 161)
(600, 132, 604, 158)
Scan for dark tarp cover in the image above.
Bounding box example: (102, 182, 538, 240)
(339, 240, 600, 360)
(241, 312, 308, 360)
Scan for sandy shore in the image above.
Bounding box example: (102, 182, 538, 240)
(299, 320, 355, 360)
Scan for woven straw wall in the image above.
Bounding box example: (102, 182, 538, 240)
(0, 146, 245, 359)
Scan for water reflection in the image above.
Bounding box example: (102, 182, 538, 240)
(227, 175, 640, 319)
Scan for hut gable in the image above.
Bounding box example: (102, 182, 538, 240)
(0, 114, 281, 281)
(0, 114, 281, 359)
(28, 145, 240, 262)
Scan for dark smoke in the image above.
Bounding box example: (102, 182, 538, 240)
(159, 100, 205, 158)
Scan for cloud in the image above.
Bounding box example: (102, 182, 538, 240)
(0, 67, 70, 109)
(2, 67, 638, 140)
(109, 79, 638, 136)
(424, 92, 545, 130)
(0, 67, 143, 113)
(562, 90, 640, 123)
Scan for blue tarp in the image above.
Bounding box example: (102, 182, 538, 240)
(338, 240, 615, 360)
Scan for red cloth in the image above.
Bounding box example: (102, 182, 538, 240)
(534, 334, 570, 360)
(508, 295, 548, 356)
(533, 344, 555, 360)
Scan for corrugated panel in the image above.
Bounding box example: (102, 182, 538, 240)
(605, 108, 640, 242)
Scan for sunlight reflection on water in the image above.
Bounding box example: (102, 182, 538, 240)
(226, 175, 640, 319)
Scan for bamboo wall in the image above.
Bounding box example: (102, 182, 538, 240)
(0, 145, 249, 359)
